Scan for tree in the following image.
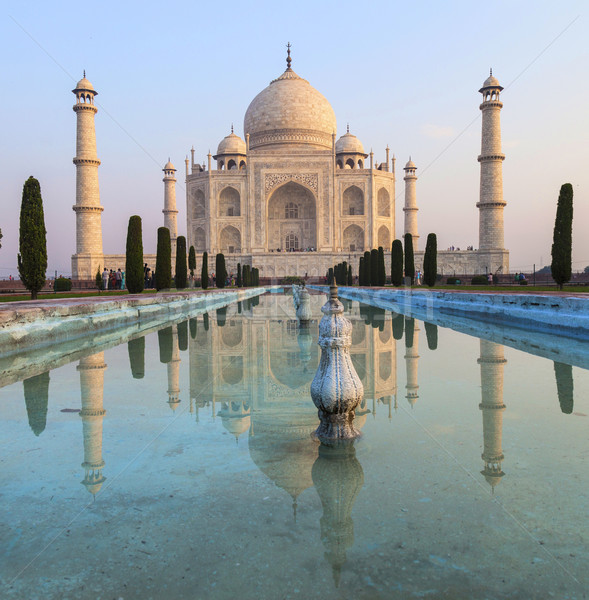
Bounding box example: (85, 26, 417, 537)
(359, 257, 365, 286)
(175, 236, 188, 289)
(201, 251, 208, 289)
(347, 264, 353, 286)
(188, 245, 196, 280)
(551, 183, 573, 290)
(177, 321, 188, 351)
(392, 313, 404, 340)
(157, 327, 173, 363)
(424, 322, 438, 350)
(423, 233, 437, 287)
(404, 233, 415, 285)
(363, 251, 372, 286)
(0, 228, 3, 248)
(23, 371, 49, 436)
(391, 239, 403, 286)
(125, 216, 144, 294)
(328, 267, 334, 284)
(377, 246, 386, 286)
(554, 361, 574, 414)
(128, 337, 145, 379)
(155, 227, 172, 291)
(370, 249, 379, 286)
(405, 317, 415, 348)
(216, 253, 227, 288)
(17, 176, 47, 300)
(236, 263, 242, 287)
(96, 265, 103, 292)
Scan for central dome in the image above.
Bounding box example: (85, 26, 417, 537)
(244, 67, 337, 150)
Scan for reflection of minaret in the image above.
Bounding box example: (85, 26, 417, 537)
(78, 352, 107, 496)
(312, 443, 364, 588)
(477, 340, 507, 489)
(23, 371, 50, 436)
(404, 319, 419, 407)
(167, 327, 181, 410)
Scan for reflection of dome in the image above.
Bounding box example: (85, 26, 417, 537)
(216, 131, 246, 156)
(248, 409, 319, 502)
(244, 65, 336, 150)
(218, 402, 251, 441)
(335, 132, 365, 155)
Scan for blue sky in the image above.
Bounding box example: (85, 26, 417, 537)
(1, 0, 587, 276)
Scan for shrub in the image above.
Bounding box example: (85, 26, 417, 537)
(54, 277, 72, 292)
(188, 245, 196, 277)
(95, 266, 103, 291)
(471, 275, 489, 285)
(284, 275, 304, 285)
(446, 277, 461, 285)
(125, 215, 144, 294)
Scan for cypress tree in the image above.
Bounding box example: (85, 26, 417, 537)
(554, 361, 574, 414)
(404, 233, 415, 285)
(216, 306, 227, 327)
(17, 176, 47, 300)
(347, 264, 353, 286)
(23, 371, 49, 436)
(253, 267, 259, 286)
(177, 320, 188, 351)
(359, 257, 364, 286)
(236, 263, 242, 287)
(158, 326, 173, 363)
(551, 183, 574, 290)
(423, 233, 438, 288)
(201, 252, 208, 289)
(392, 313, 404, 340)
(377, 246, 386, 286)
(328, 267, 334, 284)
(364, 251, 372, 286)
(175, 236, 188, 289)
(188, 245, 196, 279)
(125, 216, 144, 294)
(155, 227, 172, 291)
(128, 337, 145, 379)
(391, 239, 403, 286)
(96, 265, 103, 291)
(216, 253, 227, 288)
(424, 322, 438, 350)
(370, 249, 379, 286)
(242, 264, 250, 287)
(203, 312, 210, 331)
(189, 317, 197, 339)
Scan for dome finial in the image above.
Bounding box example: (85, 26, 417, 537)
(490, 67, 493, 76)
(83, 69, 86, 78)
(286, 42, 292, 70)
(346, 123, 349, 134)
(231, 123, 234, 134)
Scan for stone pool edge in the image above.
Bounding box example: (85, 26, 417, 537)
(310, 286, 589, 340)
(0, 287, 273, 355)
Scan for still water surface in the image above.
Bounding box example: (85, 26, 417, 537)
(1, 292, 587, 599)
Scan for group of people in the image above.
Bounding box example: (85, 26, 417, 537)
(102, 268, 124, 290)
(446, 245, 475, 251)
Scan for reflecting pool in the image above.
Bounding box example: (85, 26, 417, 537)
(1, 293, 588, 599)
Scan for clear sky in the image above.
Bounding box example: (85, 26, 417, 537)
(1, 0, 587, 278)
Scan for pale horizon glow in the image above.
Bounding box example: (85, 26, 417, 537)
(0, 1, 587, 278)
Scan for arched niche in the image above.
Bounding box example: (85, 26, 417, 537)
(343, 185, 364, 216)
(377, 188, 390, 217)
(194, 227, 206, 252)
(379, 350, 392, 381)
(219, 187, 241, 217)
(267, 181, 316, 251)
(193, 189, 206, 219)
(221, 355, 243, 385)
(221, 320, 243, 348)
(378, 225, 390, 249)
(219, 225, 241, 254)
(343, 224, 364, 253)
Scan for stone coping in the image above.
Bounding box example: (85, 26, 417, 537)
(0, 288, 274, 357)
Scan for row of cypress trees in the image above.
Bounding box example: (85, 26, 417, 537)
(358, 247, 386, 286)
(237, 263, 259, 287)
(332, 261, 352, 285)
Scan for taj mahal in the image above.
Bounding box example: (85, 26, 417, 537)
(70, 47, 509, 281)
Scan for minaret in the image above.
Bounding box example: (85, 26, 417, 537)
(403, 158, 419, 251)
(404, 319, 419, 407)
(72, 74, 104, 280)
(477, 340, 507, 489)
(477, 70, 508, 272)
(78, 352, 107, 496)
(167, 327, 181, 410)
(162, 159, 178, 247)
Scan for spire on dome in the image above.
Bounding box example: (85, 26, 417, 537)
(490, 67, 493, 76)
(83, 69, 86, 78)
(346, 123, 349, 134)
(286, 42, 292, 70)
(231, 123, 234, 134)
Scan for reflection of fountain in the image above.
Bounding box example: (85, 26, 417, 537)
(311, 285, 364, 443)
(77, 352, 107, 495)
(297, 326, 313, 366)
(23, 371, 50, 436)
(478, 340, 507, 489)
(312, 442, 364, 587)
(404, 319, 420, 407)
(296, 285, 312, 324)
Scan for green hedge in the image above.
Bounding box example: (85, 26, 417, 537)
(54, 277, 72, 292)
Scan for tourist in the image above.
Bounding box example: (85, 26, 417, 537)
(116, 268, 122, 289)
(102, 268, 109, 290)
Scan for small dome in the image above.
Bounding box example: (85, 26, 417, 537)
(73, 77, 96, 93)
(404, 158, 416, 169)
(336, 132, 365, 155)
(216, 132, 246, 156)
(163, 160, 175, 171)
(479, 72, 503, 93)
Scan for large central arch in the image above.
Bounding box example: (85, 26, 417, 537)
(267, 181, 317, 251)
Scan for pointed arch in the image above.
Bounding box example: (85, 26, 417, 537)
(377, 188, 390, 217)
(219, 187, 240, 217)
(378, 225, 390, 249)
(343, 224, 364, 253)
(343, 185, 364, 216)
(193, 189, 205, 219)
(219, 225, 241, 253)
